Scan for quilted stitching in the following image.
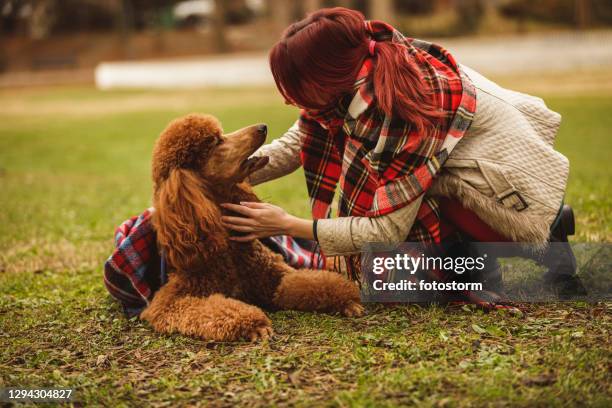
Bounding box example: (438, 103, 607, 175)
(445, 66, 569, 227)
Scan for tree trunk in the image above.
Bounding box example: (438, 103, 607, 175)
(434, 0, 456, 12)
(575, 0, 591, 30)
(269, 0, 294, 31)
(303, 0, 321, 15)
(28, 0, 57, 40)
(213, 0, 229, 53)
(116, 0, 134, 59)
(368, 0, 395, 24)
(336, 0, 354, 9)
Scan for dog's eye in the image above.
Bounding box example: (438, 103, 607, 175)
(216, 138, 224, 146)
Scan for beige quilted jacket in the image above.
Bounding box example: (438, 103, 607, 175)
(429, 65, 568, 245)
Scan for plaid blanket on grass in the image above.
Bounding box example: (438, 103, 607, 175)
(104, 208, 325, 317)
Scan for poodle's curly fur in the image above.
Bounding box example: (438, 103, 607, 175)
(141, 113, 363, 342)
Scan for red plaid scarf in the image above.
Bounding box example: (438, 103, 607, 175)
(300, 20, 477, 247)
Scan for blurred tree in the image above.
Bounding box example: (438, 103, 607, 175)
(269, 0, 293, 30)
(500, 0, 612, 28)
(592, 0, 612, 25)
(348, 0, 368, 15)
(28, 0, 58, 39)
(304, 0, 322, 14)
(213, 0, 228, 52)
(220, 0, 255, 24)
(335, 0, 353, 9)
(0, 0, 187, 37)
(575, 0, 591, 29)
(455, 0, 484, 34)
(434, 0, 456, 12)
(368, 0, 395, 24)
(116, 0, 135, 58)
(396, 0, 437, 15)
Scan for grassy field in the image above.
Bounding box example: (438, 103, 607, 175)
(0, 75, 610, 406)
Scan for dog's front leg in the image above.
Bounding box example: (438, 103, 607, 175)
(141, 278, 273, 341)
(272, 268, 364, 317)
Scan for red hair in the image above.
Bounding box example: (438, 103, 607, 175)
(269, 7, 442, 137)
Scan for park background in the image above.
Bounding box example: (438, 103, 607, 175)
(0, 1, 610, 406)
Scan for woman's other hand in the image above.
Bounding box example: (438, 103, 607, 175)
(221, 202, 313, 242)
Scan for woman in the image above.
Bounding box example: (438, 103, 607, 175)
(221, 8, 581, 298)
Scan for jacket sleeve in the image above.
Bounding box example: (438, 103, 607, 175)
(315, 196, 423, 256)
(247, 120, 303, 186)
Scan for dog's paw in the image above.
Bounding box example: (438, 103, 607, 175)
(342, 301, 365, 317)
(247, 324, 273, 342)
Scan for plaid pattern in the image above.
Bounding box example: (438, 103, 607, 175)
(104, 209, 325, 317)
(299, 20, 477, 245)
(103, 209, 165, 317)
(262, 235, 325, 270)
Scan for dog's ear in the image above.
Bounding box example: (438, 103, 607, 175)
(153, 168, 227, 272)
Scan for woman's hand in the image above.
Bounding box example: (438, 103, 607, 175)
(221, 202, 313, 242)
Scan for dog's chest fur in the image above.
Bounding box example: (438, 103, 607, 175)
(179, 240, 287, 308)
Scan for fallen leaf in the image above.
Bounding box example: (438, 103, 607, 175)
(436, 397, 452, 407)
(472, 324, 486, 334)
(288, 371, 300, 386)
(96, 354, 108, 366)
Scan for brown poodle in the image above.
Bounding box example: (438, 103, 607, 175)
(140, 113, 364, 342)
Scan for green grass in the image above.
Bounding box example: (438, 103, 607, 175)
(0, 85, 610, 407)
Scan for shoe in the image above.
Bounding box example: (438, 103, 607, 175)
(542, 205, 588, 298)
(550, 204, 575, 241)
(544, 274, 588, 299)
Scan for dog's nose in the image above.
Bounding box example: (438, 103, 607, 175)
(257, 124, 267, 135)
